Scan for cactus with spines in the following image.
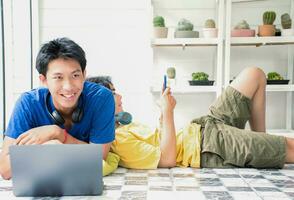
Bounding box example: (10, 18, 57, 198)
(176, 18, 194, 31)
(153, 16, 165, 27)
(281, 13, 292, 29)
(263, 11, 276, 25)
(234, 20, 250, 29)
(204, 19, 216, 28)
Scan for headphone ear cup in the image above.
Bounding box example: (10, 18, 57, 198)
(52, 110, 65, 126)
(72, 108, 83, 123)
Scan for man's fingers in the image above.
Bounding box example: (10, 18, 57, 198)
(15, 133, 28, 145)
(162, 87, 171, 96)
(18, 136, 33, 145)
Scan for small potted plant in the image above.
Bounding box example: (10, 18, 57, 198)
(281, 13, 294, 36)
(267, 72, 289, 84)
(258, 11, 276, 37)
(166, 67, 176, 87)
(174, 18, 199, 38)
(202, 19, 218, 38)
(189, 72, 214, 86)
(167, 67, 176, 79)
(231, 20, 255, 37)
(153, 16, 168, 38)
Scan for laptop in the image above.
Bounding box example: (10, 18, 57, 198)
(9, 144, 103, 197)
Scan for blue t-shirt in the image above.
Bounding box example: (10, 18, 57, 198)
(5, 81, 115, 144)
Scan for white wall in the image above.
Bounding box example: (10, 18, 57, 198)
(3, 0, 32, 130)
(38, 0, 156, 126)
(0, 0, 3, 136)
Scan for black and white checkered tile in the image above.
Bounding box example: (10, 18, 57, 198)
(1, 165, 294, 199)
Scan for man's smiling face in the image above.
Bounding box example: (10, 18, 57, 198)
(39, 58, 86, 115)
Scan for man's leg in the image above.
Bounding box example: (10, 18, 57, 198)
(286, 138, 294, 163)
(230, 67, 267, 132)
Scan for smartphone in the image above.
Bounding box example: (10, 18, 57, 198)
(163, 75, 167, 90)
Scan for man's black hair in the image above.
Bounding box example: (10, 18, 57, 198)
(36, 37, 87, 76)
(86, 76, 113, 90)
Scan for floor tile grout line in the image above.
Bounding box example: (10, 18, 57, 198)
(234, 168, 264, 200)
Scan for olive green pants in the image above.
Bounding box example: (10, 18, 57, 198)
(192, 86, 286, 169)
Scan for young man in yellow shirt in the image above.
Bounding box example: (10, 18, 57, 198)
(91, 67, 294, 174)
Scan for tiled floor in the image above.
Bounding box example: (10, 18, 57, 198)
(1, 165, 294, 199)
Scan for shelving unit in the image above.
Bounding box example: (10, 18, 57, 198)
(151, 0, 293, 132)
(225, 0, 294, 133)
(151, 38, 221, 47)
(150, 85, 218, 94)
(150, 0, 225, 97)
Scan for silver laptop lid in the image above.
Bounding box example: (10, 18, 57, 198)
(9, 144, 103, 197)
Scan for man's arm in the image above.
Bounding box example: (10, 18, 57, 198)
(15, 125, 87, 145)
(0, 137, 16, 180)
(157, 88, 177, 168)
(102, 142, 111, 160)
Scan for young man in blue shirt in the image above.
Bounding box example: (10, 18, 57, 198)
(0, 38, 115, 180)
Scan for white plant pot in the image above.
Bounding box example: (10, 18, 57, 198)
(281, 29, 294, 36)
(202, 28, 217, 38)
(202, 28, 218, 38)
(174, 31, 199, 38)
(153, 27, 168, 38)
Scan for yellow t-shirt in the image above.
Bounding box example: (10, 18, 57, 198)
(103, 152, 120, 176)
(110, 122, 202, 169)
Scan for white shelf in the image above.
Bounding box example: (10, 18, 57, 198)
(267, 129, 294, 138)
(151, 38, 221, 47)
(150, 85, 218, 94)
(230, 36, 294, 46)
(266, 84, 294, 92)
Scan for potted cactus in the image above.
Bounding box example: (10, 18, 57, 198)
(153, 16, 168, 38)
(281, 13, 294, 36)
(202, 19, 218, 38)
(166, 67, 176, 79)
(231, 20, 255, 37)
(166, 67, 176, 87)
(258, 11, 276, 37)
(174, 18, 199, 38)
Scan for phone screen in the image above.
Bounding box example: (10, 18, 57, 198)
(163, 75, 167, 90)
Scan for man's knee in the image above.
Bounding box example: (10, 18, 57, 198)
(245, 67, 267, 87)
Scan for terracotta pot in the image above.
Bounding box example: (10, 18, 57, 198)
(153, 27, 168, 38)
(231, 29, 255, 37)
(258, 25, 275, 37)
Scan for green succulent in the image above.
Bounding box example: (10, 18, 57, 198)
(234, 20, 250, 29)
(176, 18, 194, 31)
(204, 19, 216, 28)
(263, 11, 276, 25)
(153, 16, 165, 27)
(267, 72, 284, 80)
(167, 67, 176, 79)
(192, 72, 209, 81)
(281, 13, 292, 29)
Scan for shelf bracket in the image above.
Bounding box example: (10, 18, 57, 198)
(182, 43, 186, 50)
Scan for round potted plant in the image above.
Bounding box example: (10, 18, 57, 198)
(174, 18, 199, 38)
(258, 11, 276, 37)
(281, 13, 294, 36)
(202, 19, 218, 38)
(153, 16, 168, 38)
(231, 20, 255, 37)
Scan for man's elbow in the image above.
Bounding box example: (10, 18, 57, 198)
(1, 171, 11, 180)
(0, 166, 12, 180)
(158, 157, 176, 168)
(0, 158, 12, 180)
